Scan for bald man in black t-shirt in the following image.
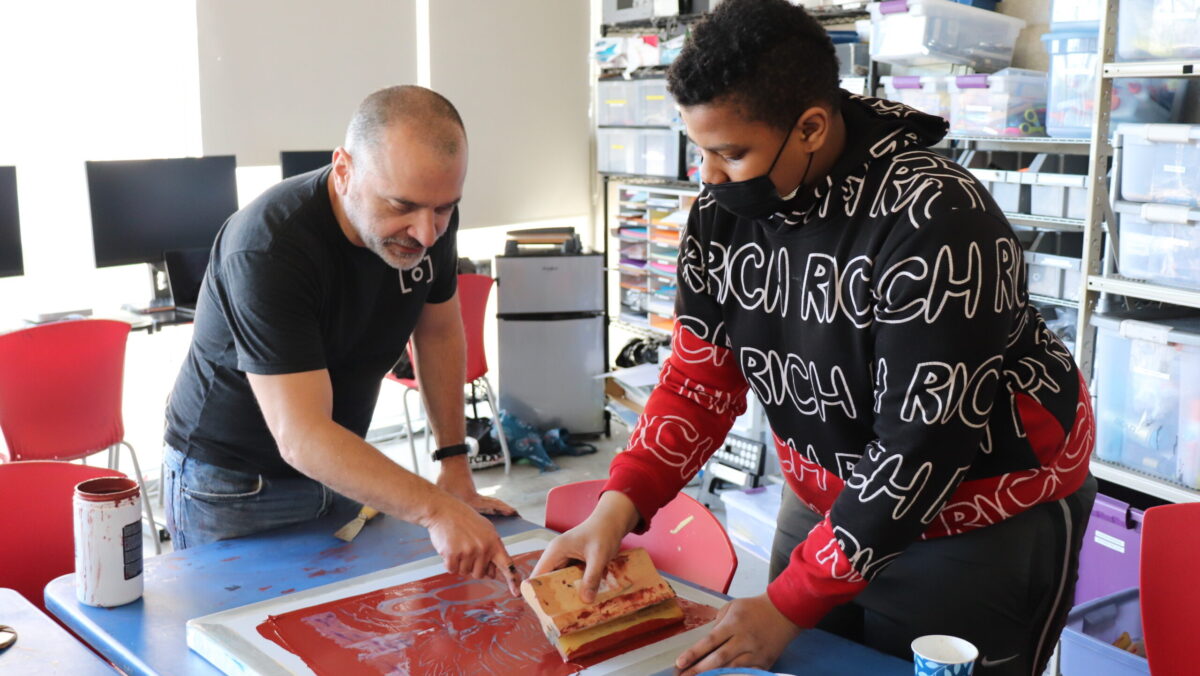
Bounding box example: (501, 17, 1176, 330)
(163, 85, 519, 593)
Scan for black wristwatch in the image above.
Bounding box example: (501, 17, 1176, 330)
(431, 443, 470, 462)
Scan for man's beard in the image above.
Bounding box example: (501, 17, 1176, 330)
(367, 234, 426, 270)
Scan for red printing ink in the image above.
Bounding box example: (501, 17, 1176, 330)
(255, 550, 718, 674)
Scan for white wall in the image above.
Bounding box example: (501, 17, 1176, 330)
(195, 0, 418, 166)
(428, 0, 593, 230)
(0, 1, 202, 318)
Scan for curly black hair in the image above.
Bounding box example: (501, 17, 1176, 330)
(667, 0, 841, 131)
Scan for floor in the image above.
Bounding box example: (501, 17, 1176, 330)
(144, 422, 773, 601)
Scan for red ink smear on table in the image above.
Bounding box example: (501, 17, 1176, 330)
(256, 550, 718, 675)
(221, 556, 240, 562)
(308, 567, 348, 578)
(259, 586, 272, 592)
(280, 588, 295, 594)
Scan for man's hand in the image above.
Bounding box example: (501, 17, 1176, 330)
(436, 457, 517, 517)
(424, 493, 521, 596)
(674, 593, 803, 676)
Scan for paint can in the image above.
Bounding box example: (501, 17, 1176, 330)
(73, 476, 143, 607)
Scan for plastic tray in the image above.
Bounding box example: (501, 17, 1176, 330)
(949, 68, 1047, 137)
(1060, 588, 1149, 676)
(1045, 31, 1186, 139)
(881, 75, 952, 120)
(868, 0, 1026, 70)
(1092, 314, 1200, 489)
(1117, 0, 1200, 61)
(720, 483, 783, 563)
(1118, 124, 1200, 207)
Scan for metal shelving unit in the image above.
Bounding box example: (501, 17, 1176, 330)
(1091, 460, 1200, 503)
(1086, 275, 1200, 310)
(1004, 213, 1087, 232)
(1072, 0, 1200, 506)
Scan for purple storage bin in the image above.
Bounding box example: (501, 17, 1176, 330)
(1075, 494, 1145, 606)
(1060, 588, 1149, 676)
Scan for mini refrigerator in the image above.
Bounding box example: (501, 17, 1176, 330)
(496, 253, 606, 436)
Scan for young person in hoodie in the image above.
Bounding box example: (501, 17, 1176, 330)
(533, 1, 1097, 674)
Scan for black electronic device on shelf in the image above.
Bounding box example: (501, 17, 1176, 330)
(85, 156, 237, 313)
(280, 150, 333, 179)
(697, 433, 769, 510)
(0, 166, 23, 279)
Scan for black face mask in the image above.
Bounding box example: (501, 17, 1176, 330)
(705, 119, 814, 221)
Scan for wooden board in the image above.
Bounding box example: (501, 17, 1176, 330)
(186, 529, 725, 675)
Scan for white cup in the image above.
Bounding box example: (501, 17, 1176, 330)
(73, 476, 144, 607)
(912, 634, 978, 676)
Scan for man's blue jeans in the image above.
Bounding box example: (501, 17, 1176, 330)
(163, 445, 357, 550)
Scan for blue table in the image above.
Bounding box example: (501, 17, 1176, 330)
(0, 588, 114, 674)
(45, 503, 911, 675)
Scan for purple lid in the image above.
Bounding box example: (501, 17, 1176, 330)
(879, 0, 910, 14)
(892, 76, 923, 89)
(955, 74, 991, 89)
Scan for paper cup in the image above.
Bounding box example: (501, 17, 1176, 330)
(912, 634, 978, 676)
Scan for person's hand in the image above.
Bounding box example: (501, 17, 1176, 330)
(531, 491, 639, 603)
(424, 494, 520, 596)
(530, 518, 625, 603)
(436, 457, 518, 517)
(674, 593, 803, 676)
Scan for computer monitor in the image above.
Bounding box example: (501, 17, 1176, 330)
(0, 166, 23, 278)
(280, 150, 333, 179)
(86, 156, 238, 269)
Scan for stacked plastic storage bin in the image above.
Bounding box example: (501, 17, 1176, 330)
(949, 69, 1048, 137)
(881, 76, 951, 121)
(1042, 0, 1186, 139)
(1091, 314, 1200, 489)
(1060, 589, 1149, 676)
(1116, 124, 1200, 291)
(1117, 0, 1200, 61)
(596, 76, 683, 179)
(868, 0, 1026, 71)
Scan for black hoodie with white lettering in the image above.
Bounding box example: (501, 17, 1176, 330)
(604, 92, 1093, 628)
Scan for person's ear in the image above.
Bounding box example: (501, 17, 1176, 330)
(795, 105, 832, 152)
(330, 147, 353, 194)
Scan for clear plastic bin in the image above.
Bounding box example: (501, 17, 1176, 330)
(636, 79, 678, 127)
(598, 79, 638, 127)
(1045, 31, 1186, 139)
(989, 176, 1029, 212)
(1118, 124, 1200, 207)
(836, 42, 870, 77)
(949, 68, 1048, 137)
(597, 128, 641, 174)
(1092, 314, 1200, 488)
(868, 0, 1026, 70)
(1117, 0, 1200, 61)
(719, 483, 783, 563)
(640, 129, 683, 179)
(881, 75, 951, 121)
(1030, 173, 1089, 220)
(1051, 0, 1102, 29)
(1116, 201, 1200, 291)
(1026, 252, 1082, 301)
(1060, 588, 1149, 676)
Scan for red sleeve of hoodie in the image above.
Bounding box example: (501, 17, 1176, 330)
(604, 322, 749, 531)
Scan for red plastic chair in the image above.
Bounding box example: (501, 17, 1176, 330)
(545, 479, 739, 594)
(385, 274, 511, 474)
(0, 461, 126, 613)
(1140, 502, 1200, 676)
(0, 319, 160, 553)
